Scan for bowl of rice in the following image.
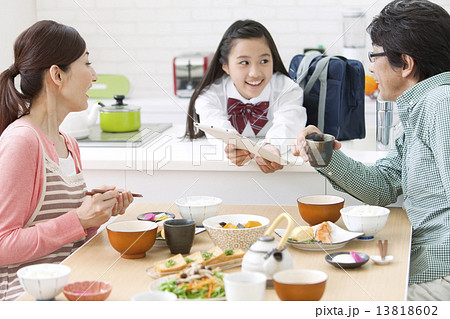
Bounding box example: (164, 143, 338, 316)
(175, 196, 222, 226)
(17, 263, 71, 300)
(340, 205, 390, 240)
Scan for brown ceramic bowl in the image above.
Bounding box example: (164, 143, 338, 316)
(297, 195, 344, 226)
(63, 281, 112, 301)
(273, 269, 328, 301)
(106, 220, 158, 259)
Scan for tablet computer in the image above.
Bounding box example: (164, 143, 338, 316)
(194, 123, 290, 165)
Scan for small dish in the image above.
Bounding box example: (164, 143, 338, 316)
(137, 212, 175, 225)
(370, 255, 394, 265)
(63, 281, 112, 301)
(275, 222, 363, 251)
(325, 252, 369, 269)
(153, 227, 206, 248)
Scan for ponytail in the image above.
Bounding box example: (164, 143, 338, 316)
(0, 20, 86, 136)
(0, 66, 29, 135)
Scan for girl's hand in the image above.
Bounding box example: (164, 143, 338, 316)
(254, 143, 283, 174)
(291, 125, 342, 163)
(224, 144, 252, 166)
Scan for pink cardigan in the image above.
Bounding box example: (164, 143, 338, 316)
(0, 119, 91, 266)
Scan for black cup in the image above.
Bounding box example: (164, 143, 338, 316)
(305, 133, 335, 167)
(164, 219, 196, 254)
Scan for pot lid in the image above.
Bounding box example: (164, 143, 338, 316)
(99, 95, 140, 113)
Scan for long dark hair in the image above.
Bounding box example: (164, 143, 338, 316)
(367, 0, 450, 81)
(0, 20, 86, 135)
(185, 19, 289, 139)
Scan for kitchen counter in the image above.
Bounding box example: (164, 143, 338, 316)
(18, 203, 412, 301)
(77, 94, 404, 206)
(79, 124, 400, 207)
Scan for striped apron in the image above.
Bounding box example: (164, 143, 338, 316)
(0, 128, 87, 301)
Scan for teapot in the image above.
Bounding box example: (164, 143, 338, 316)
(242, 213, 296, 280)
(59, 103, 101, 139)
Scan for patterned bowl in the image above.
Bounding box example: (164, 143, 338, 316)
(202, 214, 269, 250)
(175, 196, 222, 226)
(63, 281, 112, 301)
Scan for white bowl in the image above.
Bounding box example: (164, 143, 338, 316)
(175, 196, 222, 225)
(17, 263, 71, 300)
(340, 205, 390, 240)
(131, 291, 177, 301)
(202, 214, 269, 250)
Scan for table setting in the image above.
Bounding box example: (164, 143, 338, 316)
(18, 195, 411, 301)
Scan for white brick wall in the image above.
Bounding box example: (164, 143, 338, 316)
(31, 0, 450, 99)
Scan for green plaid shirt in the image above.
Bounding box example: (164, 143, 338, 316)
(318, 72, 450, 285)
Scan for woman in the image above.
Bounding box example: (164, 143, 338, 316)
(0, 20, 133, 301)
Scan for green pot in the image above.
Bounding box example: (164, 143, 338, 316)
(99, 95, 141, 133)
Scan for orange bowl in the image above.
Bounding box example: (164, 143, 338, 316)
(106, 220, 158, 259)
(63, 281, 112, 301)
(273, 269, 328, 301)
(297, 195, 344, 226)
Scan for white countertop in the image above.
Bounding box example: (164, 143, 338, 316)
(79, 124, 388, 172)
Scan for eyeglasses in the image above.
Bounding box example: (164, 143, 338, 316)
(368, 51, 386, 63)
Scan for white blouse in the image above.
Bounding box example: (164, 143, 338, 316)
(59, 153, 77, 176)
(195, 72, 306, 154)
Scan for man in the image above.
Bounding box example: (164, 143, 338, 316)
(292, 0, 450, 301)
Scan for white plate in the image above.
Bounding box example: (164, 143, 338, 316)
(148, 275, 226, 301)
(153, 227, 206, 247)
(275, 222, 363, 251)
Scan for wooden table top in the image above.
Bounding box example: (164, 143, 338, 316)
(19, 203, 411, 301)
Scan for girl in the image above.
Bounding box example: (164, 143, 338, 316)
(185, 20, 306, 173)
(0, 20, 133, 301)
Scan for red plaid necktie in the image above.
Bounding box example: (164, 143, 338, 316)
(227, 98, 269, 135)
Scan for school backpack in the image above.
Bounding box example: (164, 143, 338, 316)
(289, 51, 366, 140)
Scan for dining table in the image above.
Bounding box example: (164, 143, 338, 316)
(19, 202, 412, 301)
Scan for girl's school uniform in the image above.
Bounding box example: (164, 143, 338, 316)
(195, 72, 306, 154)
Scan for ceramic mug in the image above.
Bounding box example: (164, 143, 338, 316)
(224, 271, 267, 301)
(305, 133, 335, 167)
(163, 219, 196, 254)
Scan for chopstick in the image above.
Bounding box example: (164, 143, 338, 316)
(85, 189, 143, 197)
(378, 239, 388, 261)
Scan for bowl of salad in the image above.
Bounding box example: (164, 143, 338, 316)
(148, 263, 226, 300)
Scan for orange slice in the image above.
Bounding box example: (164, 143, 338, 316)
(244, 221, 262, 228)
(365, 75, 378, 95)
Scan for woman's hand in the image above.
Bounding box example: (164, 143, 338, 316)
(254, 143, 283, 174)
(76, 186, 134, 229)
(112, 189, 134, 216)
(291, 125, 342, 163)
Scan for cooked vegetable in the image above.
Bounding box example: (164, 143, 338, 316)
(165, 259, 175, 268)
(202, 252, 213, 261)
(224, 249, 234, 256)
